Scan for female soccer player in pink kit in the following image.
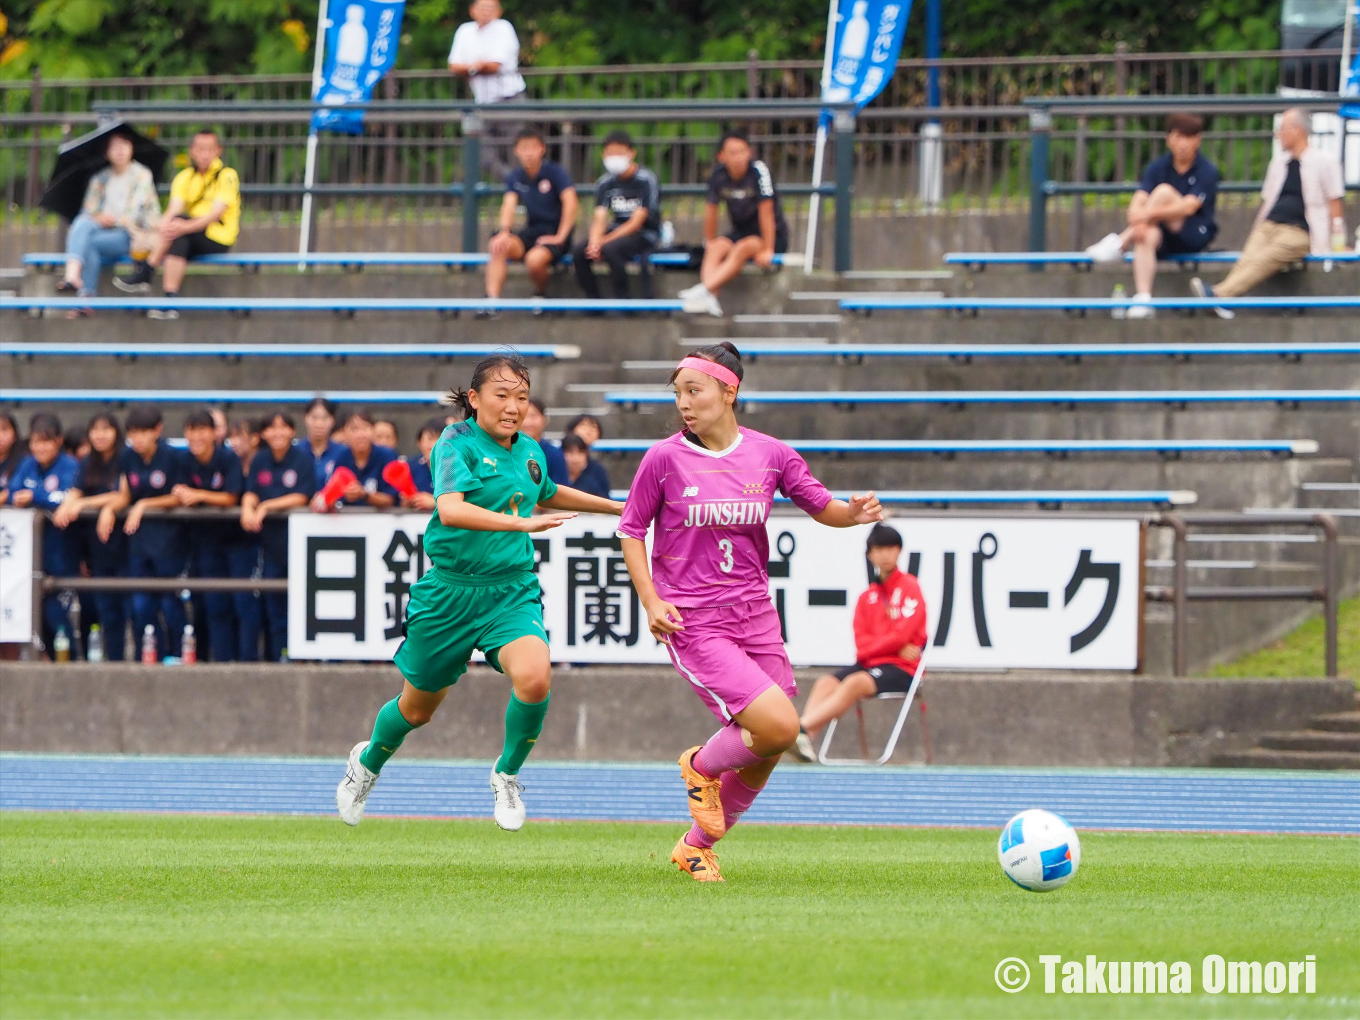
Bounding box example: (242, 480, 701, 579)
(618, 343, 883, 882)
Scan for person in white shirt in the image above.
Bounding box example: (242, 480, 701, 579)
(448, 0, 527, 179)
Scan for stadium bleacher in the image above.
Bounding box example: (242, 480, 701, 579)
(945, 251, 1360, 270)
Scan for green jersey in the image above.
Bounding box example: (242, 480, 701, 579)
(424, 418, 558, 578)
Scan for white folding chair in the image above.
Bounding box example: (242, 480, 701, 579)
(816, 662, 931, 766)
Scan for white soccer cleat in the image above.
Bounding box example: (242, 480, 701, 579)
(1126, 292, 1155, 319)
(490, 768, 526, 831)
(1084, 232, 1125, 263)
(336, 741, 379, 826)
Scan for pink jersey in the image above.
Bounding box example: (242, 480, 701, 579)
(617, 427, 834, 608)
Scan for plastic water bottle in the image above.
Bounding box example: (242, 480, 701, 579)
(141, 624, 158, 665)
(53, 628, 71, 663)
(660, 220, 675, 249)
(1111, 283, 1126, 320)
(182, 625, 197, 665)
(87, 625, 104, 663)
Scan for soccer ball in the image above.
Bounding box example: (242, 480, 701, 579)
(997, 809, 1081, 892)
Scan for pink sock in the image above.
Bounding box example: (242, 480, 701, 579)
(693, 723, 763, 778)
(687, 772, 763, 849)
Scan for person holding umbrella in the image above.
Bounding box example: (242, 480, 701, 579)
(42, 126, 163, 317)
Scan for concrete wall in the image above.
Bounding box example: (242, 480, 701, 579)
(2, 664, 1351, 767)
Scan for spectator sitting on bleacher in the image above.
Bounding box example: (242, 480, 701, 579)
(789, 524, 927, 763)
(1084, 114, 1219, 319)
(521, 398, 567, 484)
(303, 397, 347, 489)
(331, 410, 398, 508)
(484, 127, 578, 311)
(559, 433, 611, 499)
(6, 413, 81, 656)
(115, 129, 240, 320)
(680, 129, 788, 318)
(56, 129, 161, 317)
(574, 131, 661, 302)
(1191, 109, 1349, 320)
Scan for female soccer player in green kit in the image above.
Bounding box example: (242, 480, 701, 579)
(337, 353, 623, 830)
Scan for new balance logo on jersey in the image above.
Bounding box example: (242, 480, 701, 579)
(682, 501, 768, 527)
(683, 486, 699, 497)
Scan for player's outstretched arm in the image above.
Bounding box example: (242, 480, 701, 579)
(812, 491, 884, 528)
(437, 492, 575, 532)
(539, 487, 624, 516)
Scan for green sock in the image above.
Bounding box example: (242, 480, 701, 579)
(494, 692, 549, 775)
(359, 698, 418, 774)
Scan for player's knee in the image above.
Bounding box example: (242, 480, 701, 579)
(765, 706, 801, 750)
(398, 701, 437, 727)
(514, 671, 551, 704)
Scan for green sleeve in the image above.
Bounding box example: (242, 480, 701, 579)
(433, 434, 482, 498)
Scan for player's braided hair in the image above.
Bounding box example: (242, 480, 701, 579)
(443, 350, 533, 421)
(668, 341, 744, 386)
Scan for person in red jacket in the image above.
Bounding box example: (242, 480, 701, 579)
(791, 524, 927, 761)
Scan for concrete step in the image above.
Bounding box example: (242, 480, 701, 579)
(1258, 730, 1360, 752)
(1210, 748, 1360, 770)
(1311, 711, 1360, 733)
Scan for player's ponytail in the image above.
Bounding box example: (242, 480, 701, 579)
(442, 350, 532, 421)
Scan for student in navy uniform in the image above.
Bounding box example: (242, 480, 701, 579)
(6, 413, 81, 655)
(175, 409, 245, 660)
(681, 128, 789, 318)
(303, 397, 347, 490)
(485, 127, 578, 305)
(52, 413, 129, 661)
(574, 130, 661, 301)
(521, 398, 567, 485)
(241, 411, 316, 661)
(559, 433, 612, 498)
(109, 404, 187, 661)
(333, 409, 398, 507)
(402, 417, 444, 512)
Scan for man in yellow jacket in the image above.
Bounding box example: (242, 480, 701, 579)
(116, 129, 240, 319)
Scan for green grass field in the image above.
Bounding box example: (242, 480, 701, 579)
(2, 813, 1357, 1019)
(1209, 597, 1359, 683)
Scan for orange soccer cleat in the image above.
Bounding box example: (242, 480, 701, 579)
(678, 746, 726, 839)
(672, 835, 724, 882)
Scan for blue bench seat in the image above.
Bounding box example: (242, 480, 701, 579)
(605, 389, 1358, 408)
(944, 251, 1360, 270)
(720, 340, 1360, 361)
(839, 295, 1360, 313)
(1, 341, 579, 360)
(2, 296, 684, 315)
(19, 251, 786, 271)
(607, 488, 1198, 507)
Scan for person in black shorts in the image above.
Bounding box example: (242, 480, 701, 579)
(679, 128, 789, 318)
(574, 130, 661, 301)
(790, 524, 927, 762)
(485, 127, 578, 311)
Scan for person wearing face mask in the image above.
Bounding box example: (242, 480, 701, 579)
(573, 130, 661, 302)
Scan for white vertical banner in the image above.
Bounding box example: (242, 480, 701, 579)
(288, 513, 1141, 669)
(0, 508, 35, 643)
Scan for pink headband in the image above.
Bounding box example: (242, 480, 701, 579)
(676, 356, 740, 389)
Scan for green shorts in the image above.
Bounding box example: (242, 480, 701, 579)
(393, 566, 547, 692)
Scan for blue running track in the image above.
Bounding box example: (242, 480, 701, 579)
(2, 755, 1356, 835)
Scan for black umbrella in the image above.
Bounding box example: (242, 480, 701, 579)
(39, 121, 169, 222)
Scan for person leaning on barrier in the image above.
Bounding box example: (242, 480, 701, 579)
(574, 130, 662, 302)
(116, 129, 241, 320)
(789, 524, 927, 763)
(1191, 108, 1349, 320)
(483, 127, 578, 311)
(56, 128, 161, 317)
(680, 128, 789, 319)
(1084, 113, 1220, 319)
(5, 413, 81, 656)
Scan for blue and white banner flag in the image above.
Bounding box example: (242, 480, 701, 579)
(1341, 5, 1360, 119)
(820, 0, 913, 125)
(312, 0, 406, 135)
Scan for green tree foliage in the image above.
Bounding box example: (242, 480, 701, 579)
(0, 0, 1284, 82)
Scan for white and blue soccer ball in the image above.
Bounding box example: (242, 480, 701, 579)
(997, 809, 1081, 892)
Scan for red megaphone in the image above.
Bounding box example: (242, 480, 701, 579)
(382, 458, 418, 498)
(317, 466, 358, 509)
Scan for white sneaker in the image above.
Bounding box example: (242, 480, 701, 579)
(681, 285, 712, 314)
(789, 730, 817, 763)
(1190, 277, 1235, 320)
(703, 291, 724, 318)
(1084, 232, 1125, 264)
(677, 282, 705, 300)
(490, 767, 526, 831)
(1126, 292, 1155, 319)
(336, 741, 378, 826)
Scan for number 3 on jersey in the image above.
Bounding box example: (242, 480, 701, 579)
(717, 538, 734, 573)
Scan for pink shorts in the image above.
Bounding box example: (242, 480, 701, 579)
(665, 599, 797, 724)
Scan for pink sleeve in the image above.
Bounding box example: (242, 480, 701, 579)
(617, 445, 666, 541)
(777, 441, 834, 516)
